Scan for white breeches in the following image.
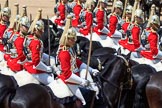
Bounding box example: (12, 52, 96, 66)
(32, 73, 55, 85)
(130, 52, 142, 59)
(67, 69, 98, 105)
(79, 69, 93, 82)
(111, 30, 122, 45)
(41, 53, 56, 66)
(67, 84, 86, 105)
(0, 51, 4, 62)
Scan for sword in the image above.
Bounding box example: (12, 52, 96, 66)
(47, 15, 51, 66)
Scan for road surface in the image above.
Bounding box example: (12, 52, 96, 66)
(0, 0, 56, 21)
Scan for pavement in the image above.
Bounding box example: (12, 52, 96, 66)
(0, 0, 56, 21)
(0, 0, 161, 23)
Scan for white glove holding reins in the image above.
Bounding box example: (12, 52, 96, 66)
(79, 63, 100, 76)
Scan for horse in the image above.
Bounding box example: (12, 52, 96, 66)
(74, 36, 104, 57)
(92, 52, 133, 108)
(146, 71, 162, 108)
(0, 73, 96, 108)
(0, 72, 73, 108)
(77, 40, 117, 71)
(41, 18, 60, 56)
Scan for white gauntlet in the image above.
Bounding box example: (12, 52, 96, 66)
(79, 63, 99, 76)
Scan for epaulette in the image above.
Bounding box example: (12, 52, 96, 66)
(62, 46, 67, 51)
(56, 45, 66, 56)
(59, 45, 70, 51)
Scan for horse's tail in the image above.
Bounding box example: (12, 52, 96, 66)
(0, 86, 15, 105)
(133, 76, 150, 108)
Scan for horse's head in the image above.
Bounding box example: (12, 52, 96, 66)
(41, 19, 59, 55)
(101, 55, 131, 83)
(94, 54, 132, 107)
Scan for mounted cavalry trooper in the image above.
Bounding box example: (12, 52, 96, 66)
(93, 0, 108, 35)
(107, 0, 123, 44)
(0, 1, 11, 52)
(23, 9, 55, 85)
(140, 15, 162, 60)
(118, 5, 133, 46)
(78, 0, 95, 36)
(6, 16, 30, 72)
(54, 0, 69, 26)
(140, 4, 156, 47)
(3, 4, 21, 61)
(71, 0, 85, 27)
(49, 15, 99, 105)
(121, 9, 143, 52)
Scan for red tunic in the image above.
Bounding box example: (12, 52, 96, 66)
(107, 14, 118, 37)
(122, 25, 141, 52)
(58, 47, 82, 82)
(79, 11, 93, 36)
(119, 22, 130, 46)
(7, 33, 26, 72)
(140, 31, 158, 60)
(93, 9, 105, 35)
(0, 24, 7, 51)
(24, 36, 44, 74)
(72, 4, 82, 27)
(54, 3, 66, 26)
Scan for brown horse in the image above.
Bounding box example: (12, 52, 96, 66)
(146, 71, 162, 108)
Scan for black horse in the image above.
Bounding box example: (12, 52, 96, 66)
(74, 36, 104, 57)
(41, 19, 60, 57)
(0, 73, 97, 108)
(0, 73, 55, 108)
(92, 52, 133, 108)
(146, 71, 162, 108)
(121, 64, 156, 108)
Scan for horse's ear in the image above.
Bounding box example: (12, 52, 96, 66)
(117, 47, 121, 55)
(126, 52, 131, 60)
